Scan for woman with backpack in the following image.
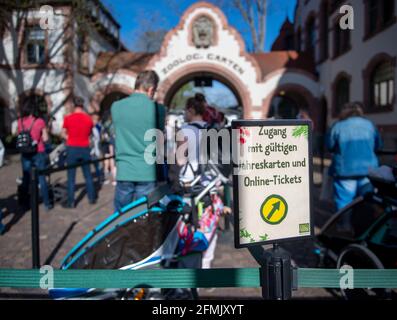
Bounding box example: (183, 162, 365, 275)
(177, 95, 220, 269)
(17, 100, 52, 211)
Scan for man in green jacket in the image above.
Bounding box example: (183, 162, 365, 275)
(111, 70, 165, 212)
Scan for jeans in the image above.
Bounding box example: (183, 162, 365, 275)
(114, 181, 155, 213)
(21, 152, 51, 209)
(66, 146, 96, 206)
(91, 154, 104, 181)
(333, 177, 373, 210)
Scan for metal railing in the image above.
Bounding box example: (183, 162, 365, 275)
(30, 155, 115, 268)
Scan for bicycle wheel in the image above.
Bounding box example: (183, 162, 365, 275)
(336, 244, 391, 300)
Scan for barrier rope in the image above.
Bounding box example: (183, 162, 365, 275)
(0, 268, 396, 289)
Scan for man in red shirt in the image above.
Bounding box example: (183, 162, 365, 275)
(62, 97, 96, 208)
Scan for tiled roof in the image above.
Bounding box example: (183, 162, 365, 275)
(249, 51, 316, 79)
(94, 51, 155, 74)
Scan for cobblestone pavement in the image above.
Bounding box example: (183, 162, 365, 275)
(0, 155, 337, 299)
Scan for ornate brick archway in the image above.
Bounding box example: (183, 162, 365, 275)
(90, 83, 134, 113)
(262, 83, 319, 128)
(157, 63, 253, 118)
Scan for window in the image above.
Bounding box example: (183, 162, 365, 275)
(363, 54, 395, 112)
(305, 17, 316, 56)
(25, 25, 45, 65)
(331, 0, 344, 12)
(333, 75, 350, 116)
(333, 18, 350, 57)
(383, 0, 395, 25)
(369, 0, 379, 33)
(365, 0, 396, 38)
(319, 1, 329, 61)
(371, 61, 394, 108)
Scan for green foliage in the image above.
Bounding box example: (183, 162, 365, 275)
(239, 228, 251, 239)
(292, 125, 309, 139)
(170, 82, 194, 110)
(259, 234, 269, 241)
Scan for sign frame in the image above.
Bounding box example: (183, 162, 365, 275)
(232, 119, 314, 249)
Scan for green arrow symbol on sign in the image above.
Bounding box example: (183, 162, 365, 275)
(266, 201, 281, 220)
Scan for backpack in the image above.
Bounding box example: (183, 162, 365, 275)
(188, 122, 230, 176)
(16, 118, 38, 154)
(180, 122, 209, 178)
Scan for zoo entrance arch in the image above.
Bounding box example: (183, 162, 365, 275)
(157, 63, 251, 117)
(90, 2, 320, 122)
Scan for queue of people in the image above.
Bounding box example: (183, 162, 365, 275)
(9, 68, 385, 225)
(14, 96, 116, 212)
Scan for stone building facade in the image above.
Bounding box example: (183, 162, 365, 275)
(272, 0, 397, 148)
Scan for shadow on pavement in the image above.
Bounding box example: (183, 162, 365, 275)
(44, 221, 78, 265)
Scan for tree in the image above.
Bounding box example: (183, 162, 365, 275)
(231, 0, 267, 53)
(135, 29, 168, 53)
(0, 0, 122, 123)
(170, 82, 194, 110)
(127, 9, 168, 52)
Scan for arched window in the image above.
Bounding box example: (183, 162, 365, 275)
(333, 15, 351, 58)
(363, 54, 395, 112)
(364, 0, 396, 38)
(371, 61, 394, 108)
(319, 1, 329, 61)
(332, 74, 350, 116)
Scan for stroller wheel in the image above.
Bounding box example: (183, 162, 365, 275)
(337, 244, 391, 300)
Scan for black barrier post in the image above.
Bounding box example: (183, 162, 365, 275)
(28, 155, 114, 269)
(249, 244, 296, 300)
(31, 166, 40, 269)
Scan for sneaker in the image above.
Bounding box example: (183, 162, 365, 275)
(0, 223, 5, 235)
(62, 203, 75, 209)
(44, 205, 54, 212)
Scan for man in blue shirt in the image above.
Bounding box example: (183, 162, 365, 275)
(327, 102, 382, 210)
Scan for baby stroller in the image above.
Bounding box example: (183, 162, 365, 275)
(314, 165, 397, 300)
(49, 162, 229, 300)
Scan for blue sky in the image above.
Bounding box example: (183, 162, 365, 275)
(102, 0, 297, 52)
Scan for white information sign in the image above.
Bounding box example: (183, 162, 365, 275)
(232, 120, 313, 248)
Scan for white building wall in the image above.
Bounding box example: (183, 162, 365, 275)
(88, 29, 118, 74)
(1, 9, 67, 65)
(295, 0, 397, 131)
(1, 6, 121, 133)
